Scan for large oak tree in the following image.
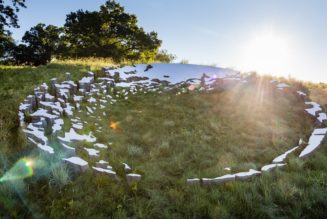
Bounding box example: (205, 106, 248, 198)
(63, 0, 162, 61)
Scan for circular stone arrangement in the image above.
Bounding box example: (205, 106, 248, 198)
(18, 64, 327, 185)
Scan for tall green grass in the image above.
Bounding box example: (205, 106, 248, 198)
(0, 61, 327, 218)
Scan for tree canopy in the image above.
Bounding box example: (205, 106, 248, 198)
(0, 0, 25, 59)
(0, 0, 26, 31)
(13, 24, 63, 65)
(4, 0, 174, 66)
(62, 1, 162, 61)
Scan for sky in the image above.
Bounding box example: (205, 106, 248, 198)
(8, 0, 327, 83)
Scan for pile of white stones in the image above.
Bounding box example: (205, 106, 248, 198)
(187, 80, 327, 186)
(19, 71, 143, 183)
(18, 64, 326, 186)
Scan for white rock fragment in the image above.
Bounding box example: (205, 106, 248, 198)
(63, 103, 74, 117)
(79, 76, 94, 91)
(96, 160, 109, 168)
(272, 146, 299, 163)
(73, 95, 84, 102)
(64, 157, 89, 171)
(126, 173, 141, 183)
(18, 111, 25, 124)
(58, 128, 96, 143)
(212, 174, 235, 184)
(202, 178, 213, 185)
(122, 162, 131, 172)
(317, 113, 327, 123)
(305, 102, 322, 116)
(60, 143, 76, 156)
(297, 91, 307, 96)
(88, 97, 96, 103)
(234, 169, 261, 180)
(39, 101, 63, 114)
(86, 106, 94, 114)
(30, 108, 58, 121)
(312, 128, 327, 135)
(44, 93, 55, 101)
(94, 143, 108, 149)
(52, 118, 64, 134)
(261, 163, 286, 172)
(24, 124, 48, 144)
(84, 148, 100, 157)
(187, 178, 201, 185)
(299, 128, 327, 158)
(200, 174, 236, 186)
(19, 103, 32, 112)
(72, 123, 83, 130)
(28, 137, 54, 154)
(92, 167, 117, 178)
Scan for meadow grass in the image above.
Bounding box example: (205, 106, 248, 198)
(310, 88, 327, 108)
(0, 61, 327, 218)
(51, 57, 117, 72)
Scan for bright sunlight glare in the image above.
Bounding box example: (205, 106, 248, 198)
(240, 30, 294, 76)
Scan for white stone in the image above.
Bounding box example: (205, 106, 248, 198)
(64, 157, 89, 171)
(261, 163, 286, 172)
(126, 173, 141, 183)
(52, 119, 64, 134)
(234, 169, 261, 180)
(94, 143, 108, 149)
(187, 178, 200, 185)
(96, 160, 109, 168)
(28, 137, 54, 154)
(92, 167, 117, 178)
(299, 128, 327, 158)
(317, 113, 327, 123)
(122, 162, 132, 172)
(84, 148, 100, 157)
(272, 146, 299, 163)
(297, 91, 306, 96)
(58, 128, 96, 143)
(305, 102, 322, 116)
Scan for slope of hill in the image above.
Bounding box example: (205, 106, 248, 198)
(0, 62, 327, 218)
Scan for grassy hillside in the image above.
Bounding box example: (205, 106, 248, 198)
(310, 88, 327, 108)
(0, 62, 327, 218)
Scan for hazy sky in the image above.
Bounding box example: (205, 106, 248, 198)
(9, 0, 327, 83)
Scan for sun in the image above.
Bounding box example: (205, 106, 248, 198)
(241, 30, 294, 76)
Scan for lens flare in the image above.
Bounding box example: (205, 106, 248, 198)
(0, 158, 34, 182)
(109, 121, 119, 130)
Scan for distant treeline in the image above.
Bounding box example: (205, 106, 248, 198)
(0, 0, 175, 66)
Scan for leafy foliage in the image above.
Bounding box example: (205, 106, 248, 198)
(62, 1, 161, 61)
(0, 0, 26, 58)
(0, 0, 26, 30)
(0, 31, 15, 60)
(13, 24, 63, 65)
(5, 0, 174, 66)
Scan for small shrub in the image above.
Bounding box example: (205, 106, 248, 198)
(49, 164, 71, 190)
(127, 145, 144, 158)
